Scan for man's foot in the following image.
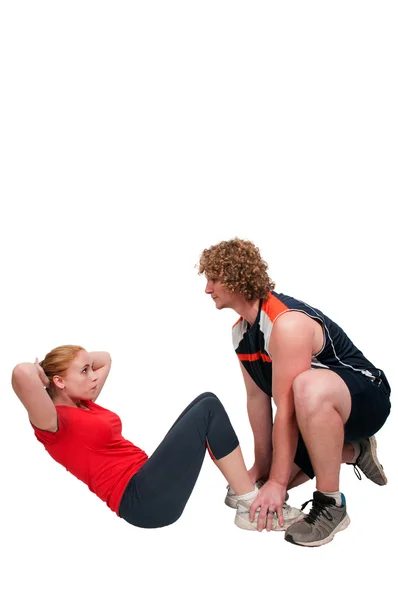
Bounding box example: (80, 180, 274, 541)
(234, 498, 303, 532)
(348, 436, 387, 485)
(284, 491, 350, 547)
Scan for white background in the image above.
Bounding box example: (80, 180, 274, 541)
(0, 1, 397, 599)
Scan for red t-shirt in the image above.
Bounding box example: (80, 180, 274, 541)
(32, 400, 148, 515)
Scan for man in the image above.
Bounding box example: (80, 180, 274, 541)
(198, 238, 391, 547)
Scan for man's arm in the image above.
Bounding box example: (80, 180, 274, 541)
(249, 311, 315, 530)
(268, 312, 314, 487)
(240, 361, 273, 482)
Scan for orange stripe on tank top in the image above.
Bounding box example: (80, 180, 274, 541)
(262, 293, 289, 322)
(237, 351, 271, 363)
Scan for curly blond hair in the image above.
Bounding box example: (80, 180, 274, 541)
(197, 238, 275, 301)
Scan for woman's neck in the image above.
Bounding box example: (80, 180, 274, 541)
(53, 395, 86, 408)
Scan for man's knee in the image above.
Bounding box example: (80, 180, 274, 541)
(292, 370, 327, 416)
(293, 370, 352, 422)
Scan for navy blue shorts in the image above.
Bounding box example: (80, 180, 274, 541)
(294, 368, 391, 479)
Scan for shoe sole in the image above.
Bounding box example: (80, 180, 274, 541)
(367, 437, 388, 485)
(284, 514, 351, 547)
(234, 513, 304, 532)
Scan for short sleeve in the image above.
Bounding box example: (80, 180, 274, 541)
(31, 412, 66, 446)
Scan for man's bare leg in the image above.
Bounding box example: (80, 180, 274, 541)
(287, 442, 355, 490)
(284, 369, 352, 546)
(292, 369, 351, 492)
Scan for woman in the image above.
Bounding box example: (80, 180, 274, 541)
(12, 345, 302, 530)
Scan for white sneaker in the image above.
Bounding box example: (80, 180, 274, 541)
(225, 479, 265, 509)
(234, 499, 304, 532)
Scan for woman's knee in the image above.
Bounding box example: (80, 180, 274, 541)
(194, 391, 223, 412)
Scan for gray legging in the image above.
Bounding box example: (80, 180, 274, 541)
(118, 392, 239, 528)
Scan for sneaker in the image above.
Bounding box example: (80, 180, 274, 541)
(234, 498, 303, 532)
(284, 491, 350, 547)
(225, 479, 266, 509)
(348, 436, 387, 485)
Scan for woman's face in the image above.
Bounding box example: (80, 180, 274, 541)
(55, 350, 98, 400)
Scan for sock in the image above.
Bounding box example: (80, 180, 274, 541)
(318, 490, 343, 507)
(350, 441, 361, 463)
(236, 487, 258, 502)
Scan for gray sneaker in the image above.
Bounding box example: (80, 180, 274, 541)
(284, 491, 350, 547)
(348, 436, 387, 485)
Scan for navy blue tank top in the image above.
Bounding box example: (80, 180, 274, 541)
(233, 291, 385, 397)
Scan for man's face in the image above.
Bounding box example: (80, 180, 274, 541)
(205, 277, 235, 310)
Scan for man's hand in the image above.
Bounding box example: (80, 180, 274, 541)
(249, 480, 286, 532)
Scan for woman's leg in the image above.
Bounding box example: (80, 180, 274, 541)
(119, 392, 254, 528)
(215, 446, 253, 496)
(164, 392, 254, 494)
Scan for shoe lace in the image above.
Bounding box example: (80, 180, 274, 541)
(301, 498, 333, 525)
(351, 460, 385, 481)
(352, 464, 362, 480)
(347, 439, 385, 482)
(347, 451, 363, 480)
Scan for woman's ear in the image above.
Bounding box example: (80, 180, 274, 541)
(53, 376, 65, 390)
